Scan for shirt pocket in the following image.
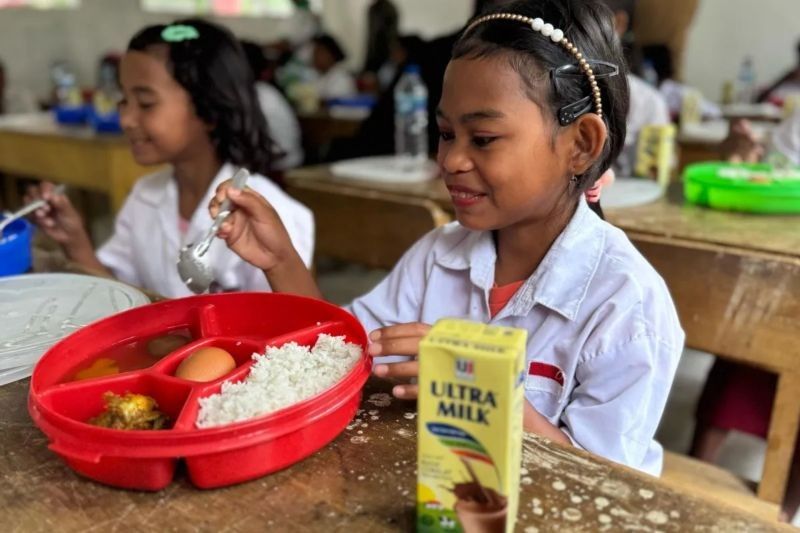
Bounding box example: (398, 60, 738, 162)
(525, 361, 567, 420)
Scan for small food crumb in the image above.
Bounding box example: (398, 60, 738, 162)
(521, 476, 533, 485)
(594, 497, 610, 510)
(598, 514, 612, 525)
(562, 508, 582, 522)
(357, 475, 365, 481)
(646, 510, 668, 525)
(638, 489, 654, 500)
(552, 480, 566, 491)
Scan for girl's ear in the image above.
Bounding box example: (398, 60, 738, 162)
(568, 114, 608, 176)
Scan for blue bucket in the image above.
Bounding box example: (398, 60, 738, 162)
(0, 218, 33, 276)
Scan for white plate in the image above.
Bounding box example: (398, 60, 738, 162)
(0, 274, 148, 377)
(602, 178, 664, 209)
(330, 155, 438, 184)
(0, 365, 34, 387)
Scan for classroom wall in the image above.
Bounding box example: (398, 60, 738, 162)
(683, 0, 800, 100)
(2, 0, 798, 105)
(0, 0, 311, 101)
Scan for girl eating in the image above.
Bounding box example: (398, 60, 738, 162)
(211, 0, 684, 476)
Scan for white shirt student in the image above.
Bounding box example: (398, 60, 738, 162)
(618, 74, 671, 176)
(347, 199, 684, 476)
(255, 82, 304, 170)
(98, 163, 314, 298)
(313, 63, 357, 100)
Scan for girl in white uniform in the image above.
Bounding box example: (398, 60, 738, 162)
(27, 20, 313, 297)
(211, 0, 684, 476)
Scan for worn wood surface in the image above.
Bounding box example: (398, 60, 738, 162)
(1, 377, 788, 532)
(0, 113, 157, 212)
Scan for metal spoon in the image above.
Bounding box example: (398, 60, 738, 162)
(0, 184, 67, 236)
(176, 168, 250, 294)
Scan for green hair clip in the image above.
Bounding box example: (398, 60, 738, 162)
(161, 24, 199, 43)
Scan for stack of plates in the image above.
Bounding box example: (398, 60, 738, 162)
(0, 274, 148, 386)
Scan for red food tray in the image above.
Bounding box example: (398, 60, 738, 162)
(28, 293, 370, 490)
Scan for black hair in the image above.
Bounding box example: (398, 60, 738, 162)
(313, 34, 347, 63)
(453, 0, 629, 193)
(127, 19, 282, 176)
(240, 40, 267, 82)
(473, 0, 516, 17)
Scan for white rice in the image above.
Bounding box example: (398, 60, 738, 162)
(196, 334, 362, 428)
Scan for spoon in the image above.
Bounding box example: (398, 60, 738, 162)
(0, 184, 67, 236)
(176, 168, 250, 294)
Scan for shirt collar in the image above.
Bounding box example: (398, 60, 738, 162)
(435, 199, 605, 321)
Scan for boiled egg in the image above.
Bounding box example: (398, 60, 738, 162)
(175, 347, 236, 382)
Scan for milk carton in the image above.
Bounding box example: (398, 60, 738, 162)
(417, 319, 526, 533)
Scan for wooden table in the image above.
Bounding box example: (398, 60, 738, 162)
(0, 113, 156, 212)
(1, 376, 787, 532)
(287, 166, 800, 506)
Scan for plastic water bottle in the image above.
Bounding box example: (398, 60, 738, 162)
(642, 60, 659, 87)
(737, 56, 757, 104)
(394, 64, 428, 169)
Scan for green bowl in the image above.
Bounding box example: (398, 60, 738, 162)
(683, 162, 800, 214)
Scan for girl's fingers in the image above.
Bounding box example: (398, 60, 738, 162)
(373, 360, 418, 379)
(368, 336, 423, 357)
(392, 384, 419, 399)
(369, 322, 431, 342)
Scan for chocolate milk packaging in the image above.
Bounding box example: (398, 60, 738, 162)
(417, 319, 526, 533)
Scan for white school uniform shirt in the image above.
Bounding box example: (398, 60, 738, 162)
(313, 64, 357, 100)
(97, 163, 314, 298)
(347, 199, 684, 476)
(255, 82, 304, 170)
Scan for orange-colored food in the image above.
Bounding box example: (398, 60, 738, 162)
(74, 358, 120, 381)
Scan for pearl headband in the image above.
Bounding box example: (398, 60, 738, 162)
(464, 13, 619, 126)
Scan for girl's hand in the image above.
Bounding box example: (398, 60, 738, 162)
(209, 181, 295, 272)
(24, 182, 91, 252)
(369, 322, 431, 399)
(585, 168, 615, 203)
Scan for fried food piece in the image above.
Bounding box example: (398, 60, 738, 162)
(89, 392, 169, 430)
